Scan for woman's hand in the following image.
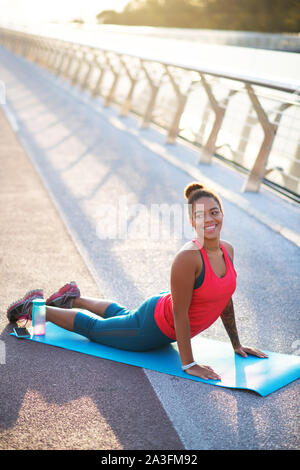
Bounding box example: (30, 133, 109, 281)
(234, 345, 268, 358)
(185, 364, 221, 381)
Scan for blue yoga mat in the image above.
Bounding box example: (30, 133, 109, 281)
(11, 322, 300, 396)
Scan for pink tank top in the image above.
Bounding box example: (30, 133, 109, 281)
(154, 239, 237, 340)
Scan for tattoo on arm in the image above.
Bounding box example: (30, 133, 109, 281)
(220, 298, 241, 349)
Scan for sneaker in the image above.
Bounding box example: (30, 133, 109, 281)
(7, 289, 44, 323)
(46, 281, 80, 309)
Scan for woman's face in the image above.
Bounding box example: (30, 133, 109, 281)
(191, 197, 223, 240)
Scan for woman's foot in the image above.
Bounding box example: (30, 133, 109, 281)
(7, 289, 44, 323)
(46, 281, 80, 309)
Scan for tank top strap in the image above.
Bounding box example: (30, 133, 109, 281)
(220, 242, 234, 267)
(193, 239, 233, 269)
(192, 238, 203, 251)
(192, 238, 208, 262)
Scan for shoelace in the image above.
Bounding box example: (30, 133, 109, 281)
(22, 298, 33, 318)
(61, 285, 78, 303)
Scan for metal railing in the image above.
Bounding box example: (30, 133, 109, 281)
(1, 27, 299, 198)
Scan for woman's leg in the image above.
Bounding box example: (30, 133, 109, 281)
(46, 297, 130, 332)
(73, 296, 173, 351)
(46, 296, 173, 352)
(46, 305, 77, 332)
(73, 296, 113, 318)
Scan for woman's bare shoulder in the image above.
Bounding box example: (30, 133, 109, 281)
(177, 240, 200, 256)
(171, 241, 201, 285)
(172, 241, 201, 269)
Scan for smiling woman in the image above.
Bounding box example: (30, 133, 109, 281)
(7, 181, 268, 381)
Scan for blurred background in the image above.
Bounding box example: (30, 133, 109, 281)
(1, 0, 299, 199)
(0, 0, 299, 33)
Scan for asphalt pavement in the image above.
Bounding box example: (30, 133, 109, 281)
(0, 45, 299, 450)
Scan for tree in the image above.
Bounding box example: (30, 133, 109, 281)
(96, 0, 300, 32)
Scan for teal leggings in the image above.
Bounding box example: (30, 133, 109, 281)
(73, 295, 174, 352)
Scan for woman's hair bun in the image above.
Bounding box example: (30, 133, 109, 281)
(184, 182, 205, 199)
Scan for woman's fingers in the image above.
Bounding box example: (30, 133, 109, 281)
(186, 364, 221, 381)
(243, 347, 268, 358)
(237, 346, 268, 358)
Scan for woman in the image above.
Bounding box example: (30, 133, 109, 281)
(7, 182, 267, 381)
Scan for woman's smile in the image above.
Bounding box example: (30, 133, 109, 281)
(204, 223, 218, 233)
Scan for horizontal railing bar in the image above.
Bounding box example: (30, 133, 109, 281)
(1, 27, 299, 95)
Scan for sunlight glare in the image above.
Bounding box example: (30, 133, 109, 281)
(0, 0, 130, 25)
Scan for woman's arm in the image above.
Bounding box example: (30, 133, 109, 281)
(220, 242, 268, 359)
(171, 250, 194, 365)
(171, 249, 221, 380)
(221, 299, 268, 358)
(220, 297, 241, 349)
(219, 241, 242, 348)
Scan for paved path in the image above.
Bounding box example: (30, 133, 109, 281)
(0, 46, 299, 450)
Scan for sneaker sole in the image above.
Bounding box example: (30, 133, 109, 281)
(7, 289, 44, 321)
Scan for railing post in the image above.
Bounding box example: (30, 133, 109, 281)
(198, 73, 226, 164)
(71, 47, 85, 85)
(48, 40, 61, 72)
(13, 33, 19, 54)
(36, 39, 47, 66)
(22, 35, 29, 58)
(41, 39, 51, 68)
(119, 57, 138, 116)
(45, 41, 57, 72)
(104, 53, 120, 107)
(23, 35, 31, 61)
(164, 65, 188, 144)
(242, 84, 277, 192)
(55, 44, 68, 77)
(32, 38, 41, 64)
(80, 49, 95, 91)
(91, 52, 106, 98)
(139, 60, 160, 128)
(62, 44, 77, 80)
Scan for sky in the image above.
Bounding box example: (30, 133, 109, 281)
(0, 0, 130, 24)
